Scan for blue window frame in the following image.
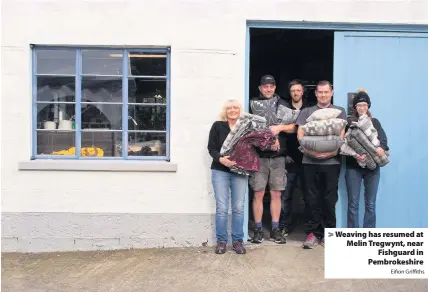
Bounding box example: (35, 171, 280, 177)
(31, 46, 171, 161)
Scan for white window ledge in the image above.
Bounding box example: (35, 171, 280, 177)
(18, 160, 177, 172)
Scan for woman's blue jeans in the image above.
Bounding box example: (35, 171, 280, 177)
(345, 167, 380, 228)
(211, 169, 248, 243)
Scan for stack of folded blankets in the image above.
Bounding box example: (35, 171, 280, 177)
(220, 99, 300, 176)
(298, 108, 348, 159)
(340, 114, 390, 169)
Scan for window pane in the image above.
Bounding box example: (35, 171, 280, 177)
(82, 76, 122, 103)
(37, 103, 75, 129)
(37, 76, 75, 102)
(128, 132, 166, 156)
(82, 50, 123, 75)
(81, 131, 122, 157)
(37, 131, 76, 156)
(128, 105, 166, 131)
(129, 52, 166, 76)
(128, 78, 166, 104)
(36, 49, 76, 75)
(81, 104, 122, 130)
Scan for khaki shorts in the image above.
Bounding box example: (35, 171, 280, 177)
(249, 156, 287, 192)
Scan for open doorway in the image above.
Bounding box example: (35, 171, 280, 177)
(247, 28, 334, 242)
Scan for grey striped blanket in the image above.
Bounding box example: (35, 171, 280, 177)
(220, 113, 267, 156)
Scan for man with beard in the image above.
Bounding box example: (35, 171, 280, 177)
(279, 79, 312, 236)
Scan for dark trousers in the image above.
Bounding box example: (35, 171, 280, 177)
(279, 163, 304, 231)
(303, 164, 341, 239)
(345, 166, 380, 228)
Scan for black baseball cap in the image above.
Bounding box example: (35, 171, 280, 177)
(260, 75, 276, 85)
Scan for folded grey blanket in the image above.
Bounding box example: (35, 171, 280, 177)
(250, 97, 300, 125)
(340, 129, 358, 156)
(298, 135, 344, 153)
(250, 96, 280, 126)
(302, 118, 347, 136)
(351, 114, 380, 147)
(350, 128, 390, 167)
(220, 113, 267, 156)
(277, 104, 300, 124)
(347, 138, 377, 170)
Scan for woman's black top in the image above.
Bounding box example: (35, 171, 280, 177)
(208, 121, 231, 173)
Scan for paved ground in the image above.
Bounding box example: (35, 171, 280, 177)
(2, 235, 428, 292)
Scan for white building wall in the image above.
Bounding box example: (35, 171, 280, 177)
(1, 0, 427, 252)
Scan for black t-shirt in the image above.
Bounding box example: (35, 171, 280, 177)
(250, 94, 290, 158)
(285, 99, 312, 165)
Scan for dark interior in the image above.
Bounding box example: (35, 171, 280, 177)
(248, 28, 334, 240)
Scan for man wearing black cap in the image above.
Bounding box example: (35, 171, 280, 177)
(249, 75, 296, 244)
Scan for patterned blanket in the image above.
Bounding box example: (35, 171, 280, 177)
(277, 104, 300, 124)
(250, 96, 280, 126)
(250, 96, 300, 125)
(347, 137, 377, 170)
(302, 118, 347, 136)
(340, 129, 358, 156)
(350, 128, 390, 167)
(228, 130, 277, 176)
(340, 114, 390, 168)
(220, 113, 267, 156)
(351, 114, 380, 147)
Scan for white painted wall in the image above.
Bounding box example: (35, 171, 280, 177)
(2, 0, 428, 215)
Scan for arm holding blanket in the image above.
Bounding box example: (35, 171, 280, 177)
(372, 118, 388, 156)
(270, 123, 296, 135)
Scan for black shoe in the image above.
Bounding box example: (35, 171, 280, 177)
(271, 228, 286, 244)
(251, 228, 264, 244)
(232, 241, 246, 254)
(281, 227, 290, 237)
(215, 242, 227, 254)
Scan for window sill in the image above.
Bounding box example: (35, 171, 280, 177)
(18, 160, 177, 172)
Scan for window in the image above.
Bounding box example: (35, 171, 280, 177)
(32, 46, 170, 160)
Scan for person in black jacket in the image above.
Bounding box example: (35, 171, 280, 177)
(279, 79, 313, 236)
(207, 99, 248, 255)
(346, 89, 389, 228)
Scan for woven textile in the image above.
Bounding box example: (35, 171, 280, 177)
(220, 113, 267, 156)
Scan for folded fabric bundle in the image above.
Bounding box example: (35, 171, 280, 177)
(277, 104, 300, 124)
(340, 129, 358, 157)
(347, 137, 377, 170)
(298, 135, 344, 153)
(306, 108, 342, 122)
(228, 130, 277, 176)
(351, 114, 380, 147)
(302, 118, 348, 136)
(250, 96, 280, 125)
(250, 96, 300, 125)
(350, 128, 390, 167)
(220, 113, 267, 156)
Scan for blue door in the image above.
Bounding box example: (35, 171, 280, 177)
(333, 31, 428, 228)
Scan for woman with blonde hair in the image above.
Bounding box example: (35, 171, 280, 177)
(346, 89, 389, 228)
(207, 99, 247, 254)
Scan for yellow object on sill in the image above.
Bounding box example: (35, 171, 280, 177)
(52, 147, 104, 157)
